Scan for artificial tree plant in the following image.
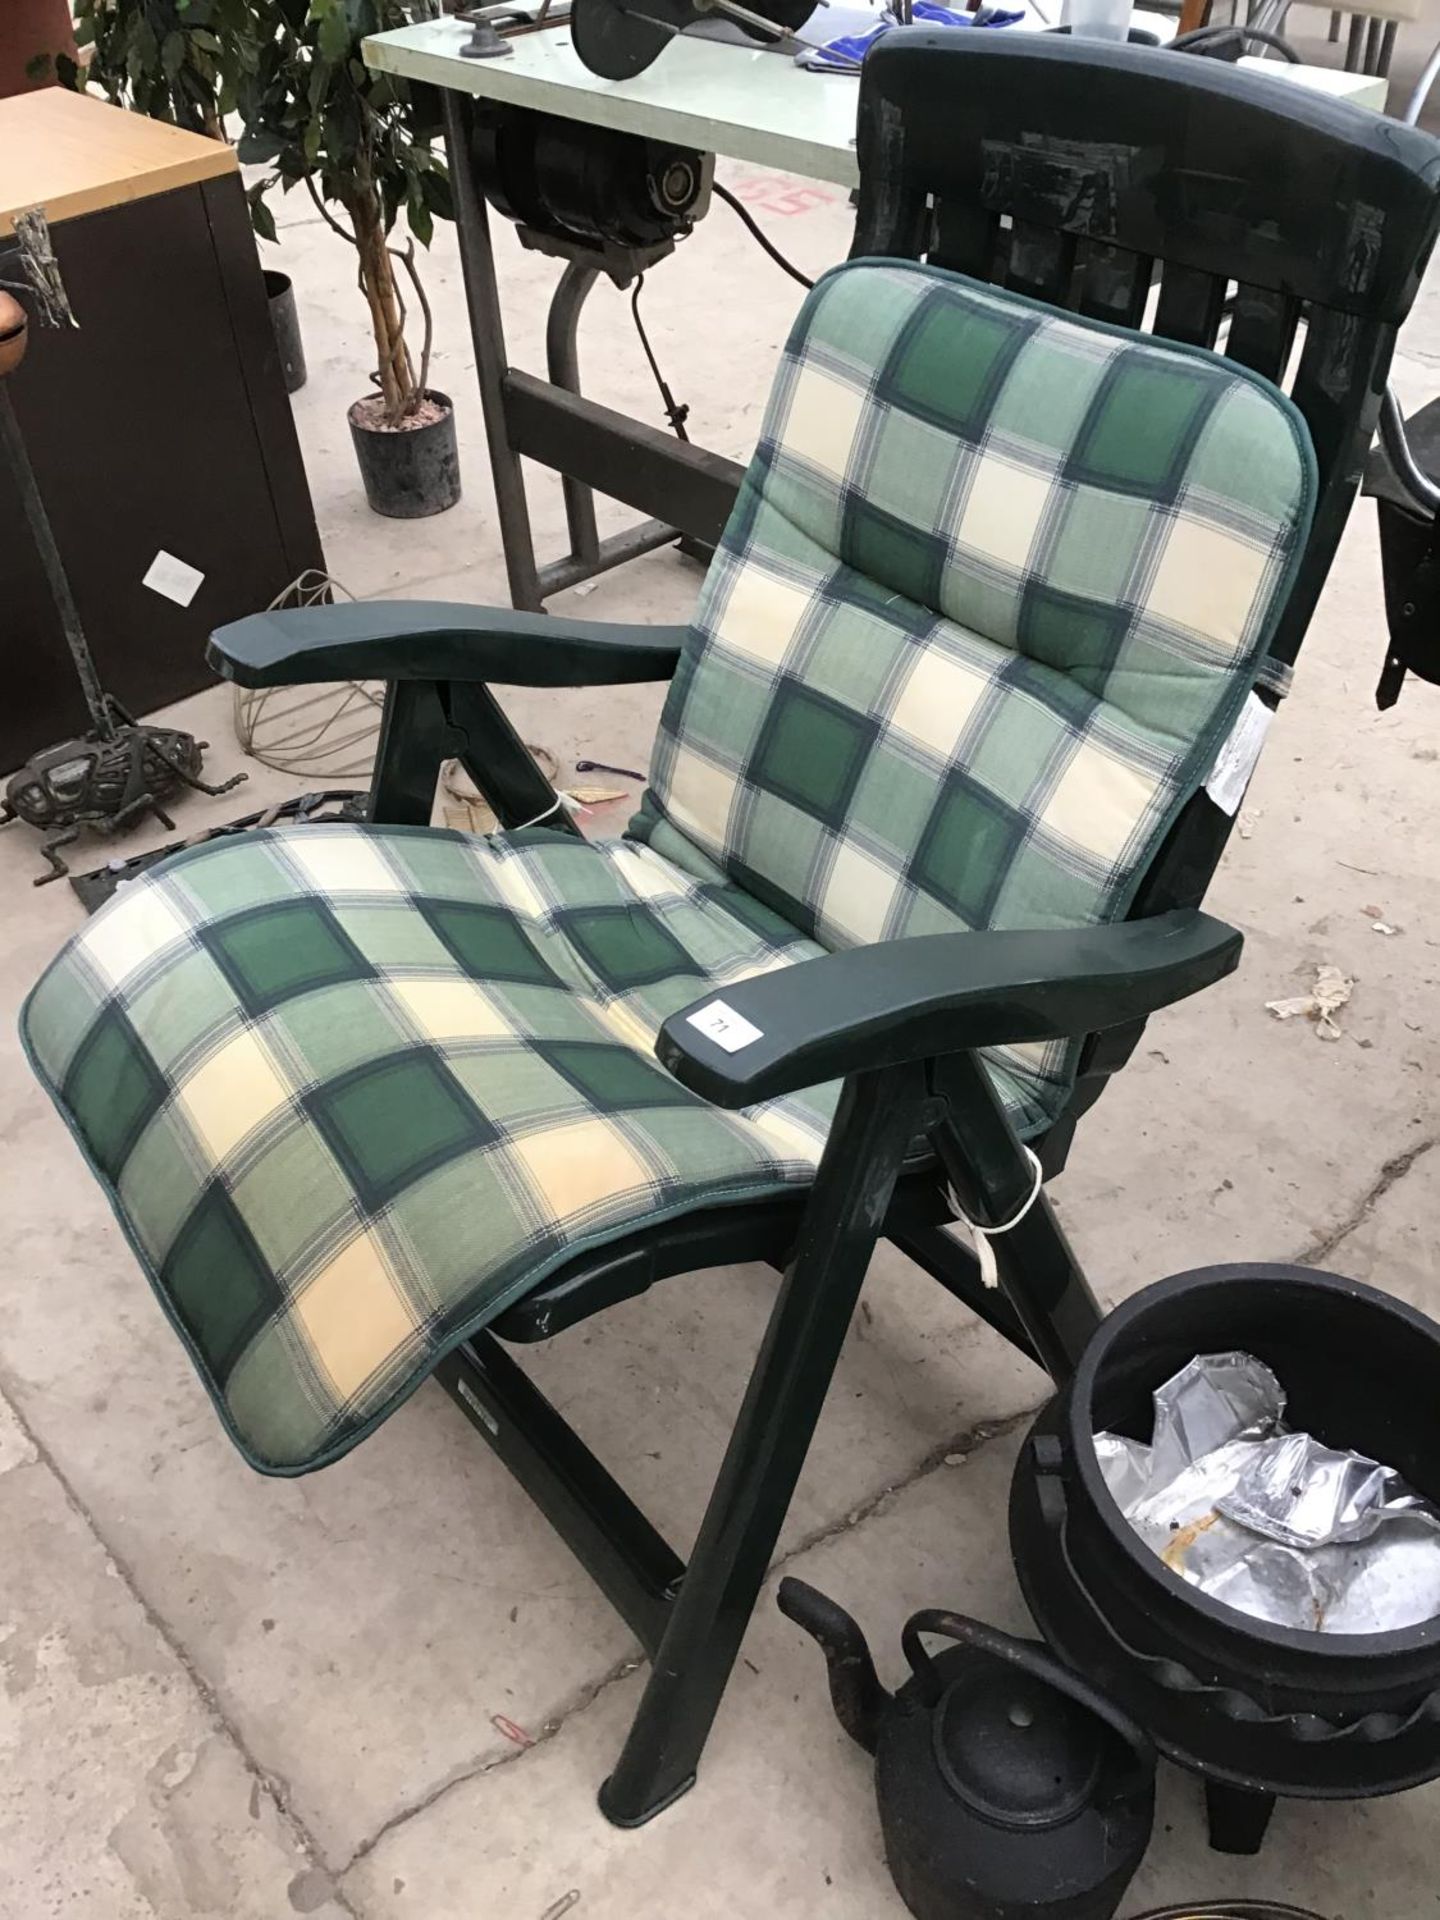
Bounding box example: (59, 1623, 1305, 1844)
(65, 0, 256, 139)
(238, 0, 453, 432)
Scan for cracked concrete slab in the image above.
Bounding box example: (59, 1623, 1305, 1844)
(1296, 1127, 1439, 1303)
(5, 35, 1440, 1915)
(345, 1429, 1440, 1920)
(0, 1386, 348, 1920)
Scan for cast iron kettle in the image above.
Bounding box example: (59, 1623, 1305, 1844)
(777, 1579, 1156, 1920)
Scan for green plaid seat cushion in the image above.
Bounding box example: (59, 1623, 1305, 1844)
(632, 258, 1314, 1123)
(23, 823, 888, 1472)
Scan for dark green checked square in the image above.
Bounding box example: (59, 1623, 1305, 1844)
(306, 1047, 495, 1210)
(910, 772, 1027, 928)
(1019, 584, 1133, 697)
(1067, 353, 1219, 500)
(996, 647, 1095, 733)
(418, 901, 556, 986)
(61, 1006, 168, 1181)
(702, 880, 810, 951)
(886, 294, 1035, 437)
(842, 497, 945, 614)
(201, 899, 372, 1016)
(836, 567, 930, 632)
(161, 1181, 280, 1383)
(749, 681, 877, 822)
(538, 1040, 695, 1113)
(561, 905, 703, 992)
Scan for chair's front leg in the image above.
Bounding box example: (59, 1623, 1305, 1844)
(597, 1058, 930, 1827)
(368, 680, 452, 826)
(366, 677, 579, 836)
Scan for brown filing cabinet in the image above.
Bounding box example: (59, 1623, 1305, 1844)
(1, 88, 324, 773)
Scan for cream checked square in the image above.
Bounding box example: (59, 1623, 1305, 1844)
(1040, 739, 1162, 866)
(583, 991, 657, 1059)
(390, 978, 513, 1044)
(780, 364, 865, 480)
(820, 842, 902, 946)
(664, 749, 739, 855)
(606, 842, 686, 907)
(1145, 517, 1270, 657)
(715, 562, 814, 671)
(485, 849, 549, 924)
(744, 1102, 827, 1169)
(283, 832, 408, 895)
(78, 886, 189, 991)
(293, 1230, 419, 1401)
(512, 1117, 652, 1224)
(175, 1026, 291, 1164)
(888, 646, 992, 759)
(956, 452, 1053, 573)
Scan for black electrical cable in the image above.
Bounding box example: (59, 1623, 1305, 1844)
(711, 181, 815, 291)
(629, 273, 691, 442)
(1172, 23, 1302, 59)
(1125, 1903, 1326, 1919)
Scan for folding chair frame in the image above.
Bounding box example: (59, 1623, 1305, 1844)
(206, 38, 1440, 1827)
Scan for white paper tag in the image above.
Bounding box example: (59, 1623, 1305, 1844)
(1204, 691, 1273, 817)
(687, 999, 764, 1054)
(142, 549, 205, 608)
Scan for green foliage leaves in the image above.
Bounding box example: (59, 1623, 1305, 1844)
(67, 1, 451, 414)
(235, 2, 449, 253)
(67, 3, 451, 263)
(70, 0, 257, 134)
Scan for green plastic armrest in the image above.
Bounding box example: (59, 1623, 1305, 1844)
(657, 910, 1242, 1107)
(207, 601, 688, 689)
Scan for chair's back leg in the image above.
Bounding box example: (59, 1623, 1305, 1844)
(597, 1059, 930, 1827)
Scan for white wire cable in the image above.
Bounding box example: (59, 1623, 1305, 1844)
(951, 1145, 1045, 1289)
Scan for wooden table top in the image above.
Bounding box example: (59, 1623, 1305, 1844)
(0, 87, 236, 236)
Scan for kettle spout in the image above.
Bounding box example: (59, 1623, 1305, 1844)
(777, 1577, 891, 1755)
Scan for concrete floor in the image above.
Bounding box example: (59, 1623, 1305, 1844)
(5, 21, 1440, 1915)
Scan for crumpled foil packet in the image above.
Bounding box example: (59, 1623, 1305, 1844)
(1094, 1353, 1440, 1634)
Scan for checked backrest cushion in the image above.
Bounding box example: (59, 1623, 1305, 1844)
(631, 258, 1313, 1121)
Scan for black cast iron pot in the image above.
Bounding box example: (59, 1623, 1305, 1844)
(1010, 1265, 1440, 1812)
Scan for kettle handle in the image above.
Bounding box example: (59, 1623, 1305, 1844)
(900, 1610, 1155, 1786)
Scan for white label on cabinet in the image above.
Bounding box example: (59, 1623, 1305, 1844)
(143, 550, 205, 609)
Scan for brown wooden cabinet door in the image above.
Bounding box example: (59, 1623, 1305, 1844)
(1, 173, 323, 772)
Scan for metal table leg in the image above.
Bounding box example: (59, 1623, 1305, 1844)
(442, 89, 545, 612)
(547, 260, 603, 572)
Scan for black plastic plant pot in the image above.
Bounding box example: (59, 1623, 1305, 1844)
(348, 388, 461, 519)
(1009, 1265, 1440, 1805)
(263, 270, 307, 395)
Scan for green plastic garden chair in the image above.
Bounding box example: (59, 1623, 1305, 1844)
(21, 34, 1440, 1830)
